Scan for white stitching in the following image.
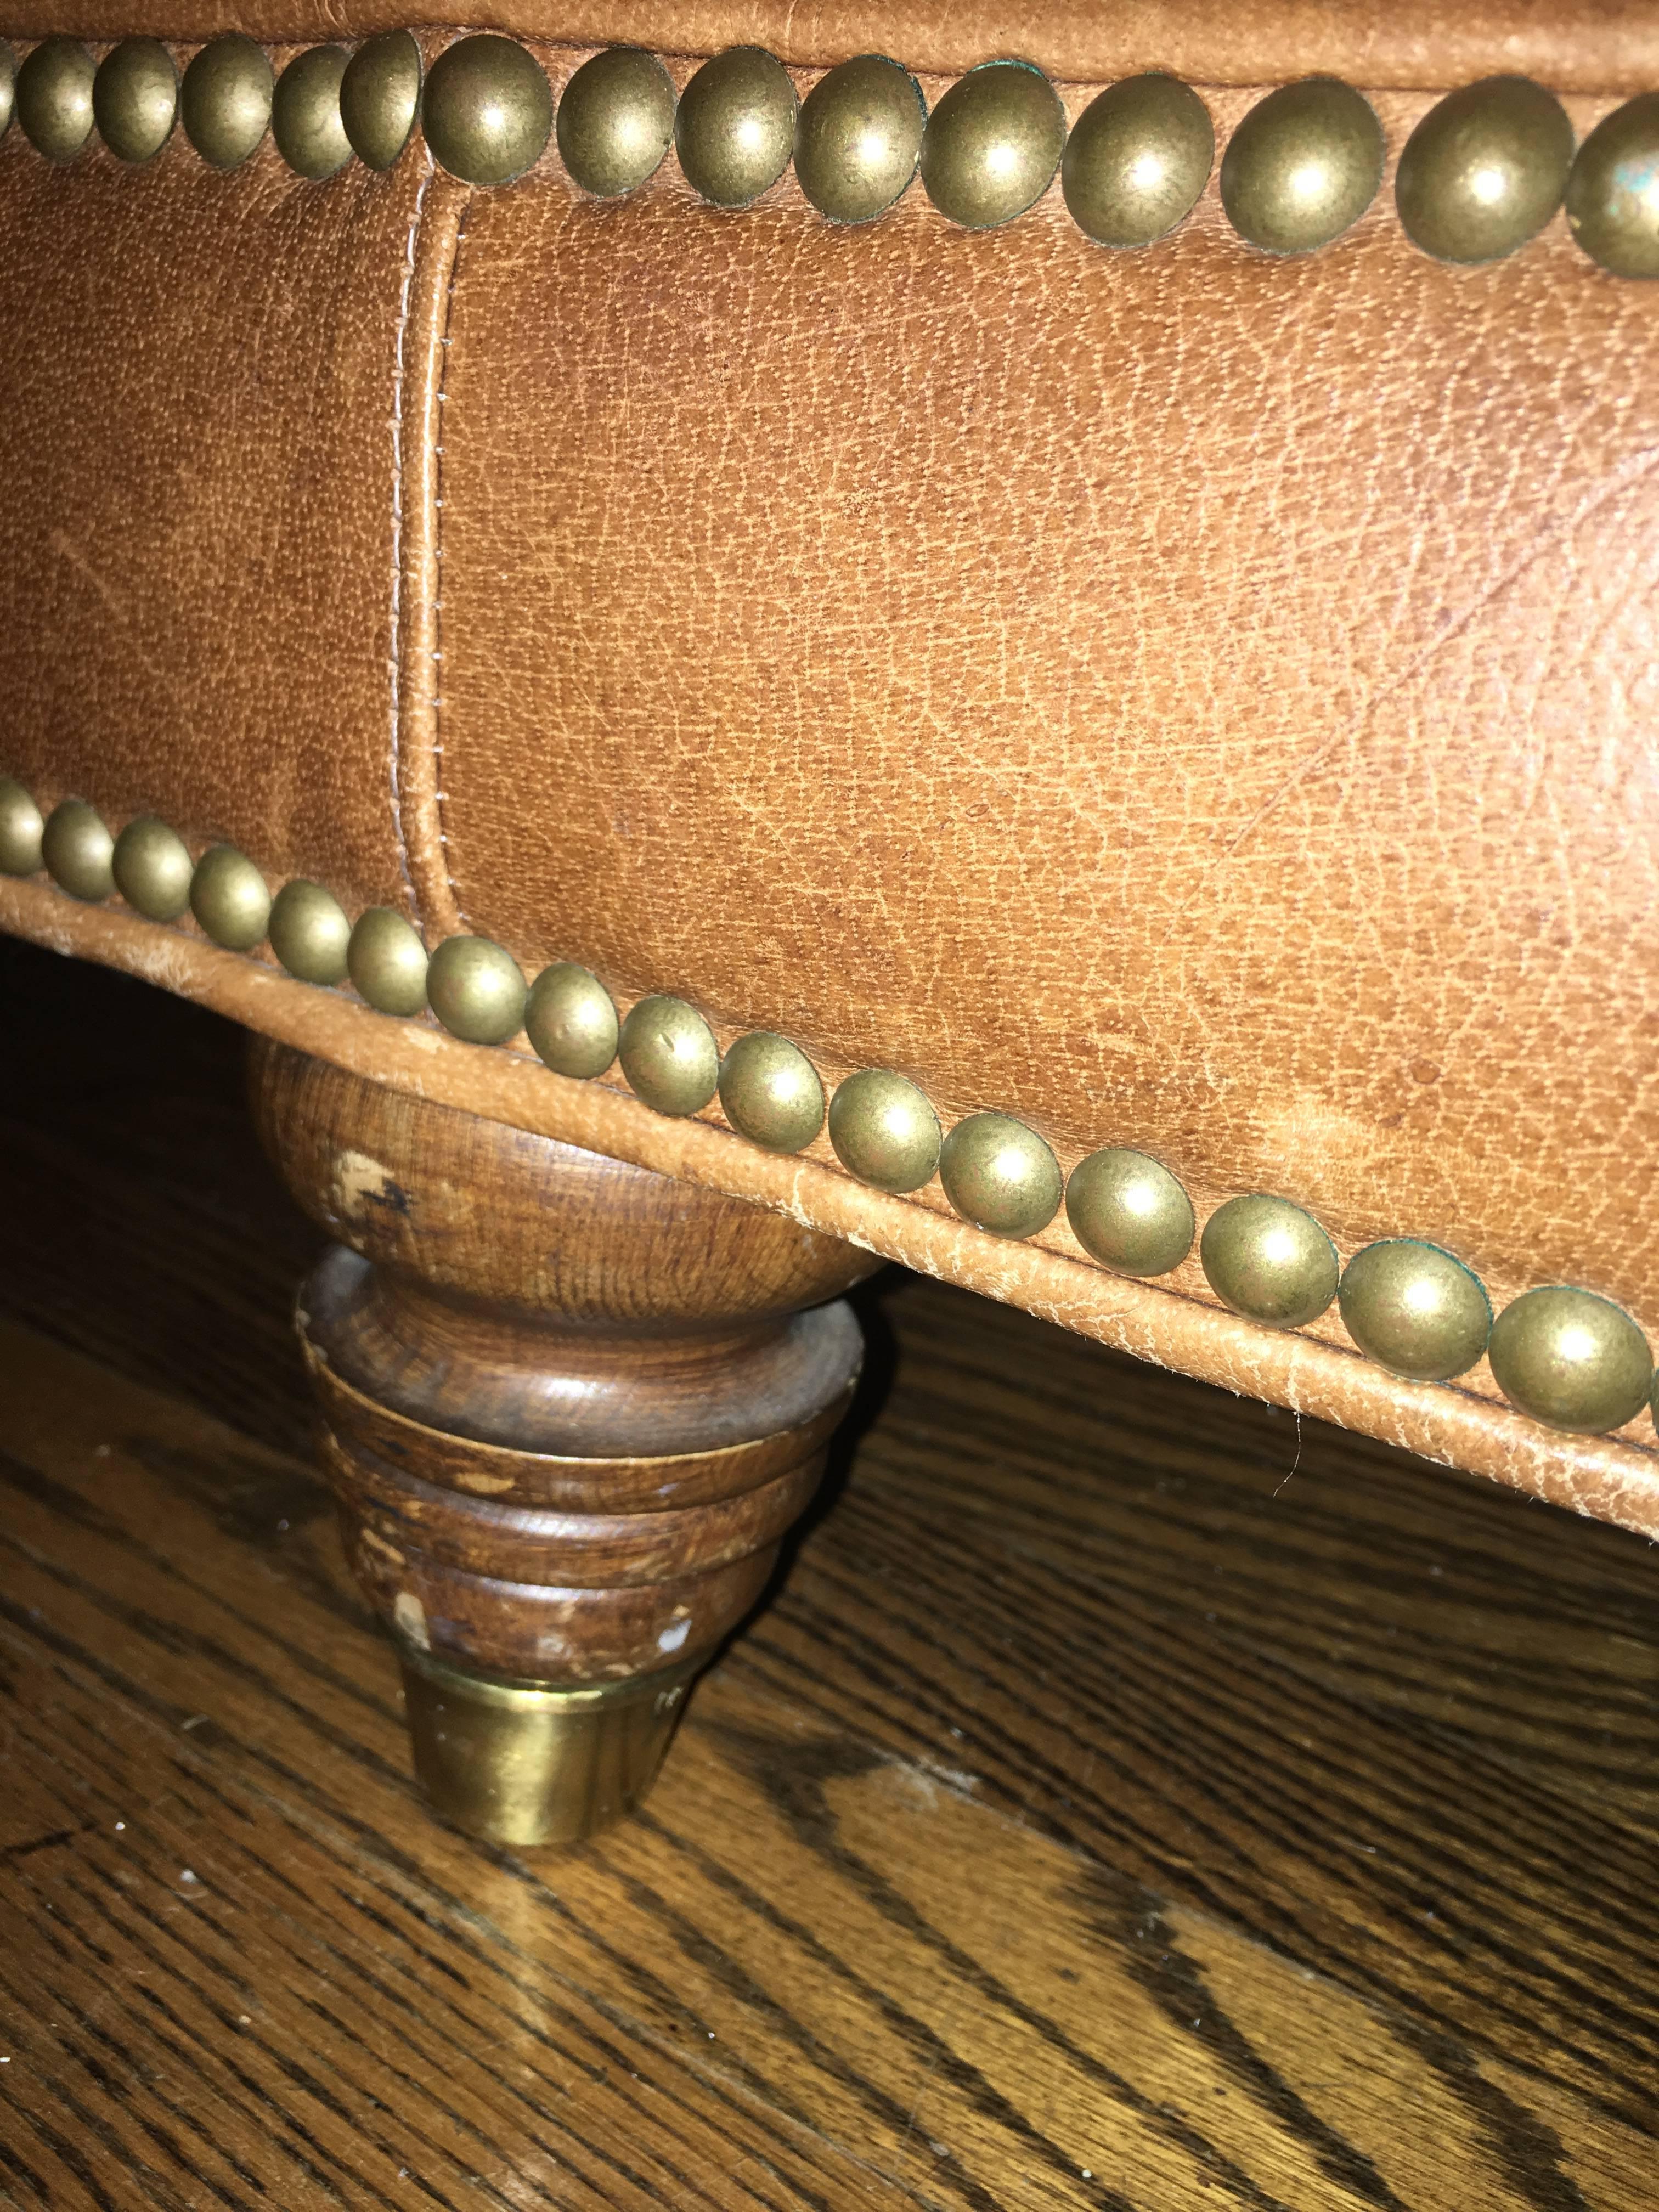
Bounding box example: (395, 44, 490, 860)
(387, 153, 436, 916)
(432, 191, 471, 921)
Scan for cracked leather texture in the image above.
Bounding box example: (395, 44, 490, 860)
(0, 124, 427, 916)
(431, 81, 1659, 1336)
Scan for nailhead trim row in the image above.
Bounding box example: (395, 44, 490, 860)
(4, 775, 1656, 1441)
(1, 29, 1656, 272)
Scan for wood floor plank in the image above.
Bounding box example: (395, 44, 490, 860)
(2, 1628, 916, 2209)
(864, 1288, 1659, 1828)
(740, 1487, 1659, 2135)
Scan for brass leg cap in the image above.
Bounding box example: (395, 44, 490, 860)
(397, 1640, 698, 1847)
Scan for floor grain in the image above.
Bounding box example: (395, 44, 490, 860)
(1, 937, 1655, 2210)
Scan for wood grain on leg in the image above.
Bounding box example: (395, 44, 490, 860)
(247, 1040, 873, 1844)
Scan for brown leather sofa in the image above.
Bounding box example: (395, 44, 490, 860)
(4, 0, 1658, 1844)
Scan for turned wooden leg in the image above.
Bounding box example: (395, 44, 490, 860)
(248, 1041, 873, 1847)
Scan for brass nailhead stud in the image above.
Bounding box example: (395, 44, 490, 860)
(524, 961, 619, 1078)
(1221, 78, 1383, 255)
(1338, 1239, 1492, 1382)
(557, 44, 675, 198)
(939, 1111, 1062, 1239)
(719, 1031, 825, 1154)
(921, 59, 1064, 230)
(1396, 77, 1572, 264)
(272, 45, 352, 180)
(17, 36, 95, 163)
(1200, 1193, 1339, 1328)
(182, 34, 273, 171)
(675, 47, 797, 208)
(795, 53, 926, 224)
(93, 38, 178, 165)
(1488, 1285, 1653, 1435)
(1565, 93, 1659, 277)
(0, 42, 14, 143)
(112, 815, 193, 922)
(1065, 1147, 1194, 1276)
(340, 29, 421, 172)
(190, 843, 270, 950)
(423, 35, 551, 188)
(349, 906, 428, 1015)
(619, 994, 721, 1115)
(1062, 74, 1214, 247)
(268, 878, 351, 985)
(42, 798, 115, 902)
(0, 776, 44, 877)
(827, 1068, 941, 1193)
(426, 934, 528, 1046)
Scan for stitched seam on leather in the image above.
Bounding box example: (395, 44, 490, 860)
(387, 156, 436, 915)
(431, 194, 472, 927)
(389, 171, 465, 943)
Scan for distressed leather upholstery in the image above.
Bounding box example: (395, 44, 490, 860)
(4, 3, 1659, 1532)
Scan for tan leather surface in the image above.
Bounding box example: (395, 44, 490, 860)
(10, 873, 1659, 1541)
(0, 121, 438, 917)
(6, 31, 1659, 1518)
(431, 78, 1659, 1343)
(7, 7, 1659, 94)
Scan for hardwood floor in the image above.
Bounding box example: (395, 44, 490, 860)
(1, 934, 1655, 2210)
